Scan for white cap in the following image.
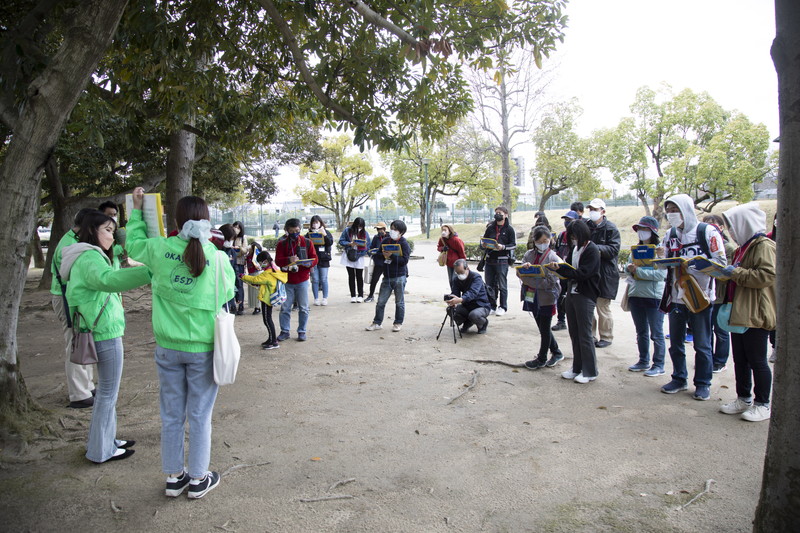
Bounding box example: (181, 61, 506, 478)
(588, 198, 606, 210)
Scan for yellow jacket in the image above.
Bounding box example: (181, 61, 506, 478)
(242, 268, 289, 305)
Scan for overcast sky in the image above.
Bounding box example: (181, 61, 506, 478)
(271, 0, 779, 202)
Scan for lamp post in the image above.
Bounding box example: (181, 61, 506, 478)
(422, 158, 431, 238)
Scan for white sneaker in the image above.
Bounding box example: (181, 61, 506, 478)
(321, 298, 328, 306)
(356, 296, 363, 303)
(494, 308, 506, 317)
(489, 309, 496, 315)
(351, 296, 357, 303)
(392, 324, 402, 332)
(574, 373, 597, 384)
(720, 398, 752, 415)
(741, 404, 771, 422)
(561, 370, 579, 380)
(314, 298, 322, 306)
(365, 323, 382, 331)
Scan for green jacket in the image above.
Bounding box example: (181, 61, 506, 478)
(61, 244, 151, 342)
(729, 236, 776, 330)
(50, 230, 78, 295)
(125, 209, 235, 352)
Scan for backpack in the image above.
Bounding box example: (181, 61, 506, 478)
(668, 223, 711, 259)
(269, 280, 287, 307)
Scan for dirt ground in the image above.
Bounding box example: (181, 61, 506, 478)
(1, 241, 768, 532)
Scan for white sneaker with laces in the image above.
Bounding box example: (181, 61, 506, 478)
(741, 404, 771, 422)
(365, 323, 382, 331)
(392, 324, 402, 332)
(351, 296, 357, 303)
(321, 298, 328, 306)
(574, 373, 597, 384)
(720, 398, 752, 415)
(561, 370, 579, 380)
(356, 296, 363, 303)
(494, 308, 506, 317)
(314, 299, 321, 306)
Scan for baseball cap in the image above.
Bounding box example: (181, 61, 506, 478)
(561, 210, 579, 220)
(588, 198, 606, 210)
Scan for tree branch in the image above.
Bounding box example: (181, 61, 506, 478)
(343, 0, 422, 52)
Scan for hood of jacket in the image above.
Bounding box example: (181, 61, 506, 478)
(664, 193, 698, 234)
(60, 243, 110, 281)
(723, 202, 767, 246)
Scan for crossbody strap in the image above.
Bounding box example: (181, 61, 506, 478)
(214, 251, 226, 312)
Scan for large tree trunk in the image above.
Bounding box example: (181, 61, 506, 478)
(499, 69, 512, 217)
(753, 1, 800, 530)
(0, 0, 129, 419)
(165, 128, 197, 233)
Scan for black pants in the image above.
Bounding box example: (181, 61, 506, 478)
(534, 312, 561, 361)
(556, 279, 568, 322)
(368, 262, 383, 297)
(347, 267, 364, 297)
(731, 328, 772, 404)
(565, 292, 598, 377)
(261, 302, 277, 345)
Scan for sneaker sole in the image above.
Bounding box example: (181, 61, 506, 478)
(165, 485, 189, 497)
(545, 357, 564, 367)
(661, 386, 688, 394)
(188, 478, 220, 499)
(644, 372, 665, 377)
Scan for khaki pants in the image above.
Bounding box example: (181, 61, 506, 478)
(591, 297, 614, 342)
(51, 295, 95, 401)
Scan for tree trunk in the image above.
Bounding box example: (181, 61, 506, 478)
(31, 232, 45, 269)
(538, 190, 557, 213)
(637, 192, 652, 217)
(499, 69, 512, 217)
(753, 1, 800, 530)
(165, 128, 197, 233)
(0, 0, 129, 419)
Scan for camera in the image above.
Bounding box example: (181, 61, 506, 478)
(443, 294, 454, 302)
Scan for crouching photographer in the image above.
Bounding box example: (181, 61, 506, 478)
(446, 259, 492, 334)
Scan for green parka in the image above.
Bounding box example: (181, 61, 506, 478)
(125, 210, 235, 352)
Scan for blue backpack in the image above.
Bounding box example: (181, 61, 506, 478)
(269, 280, 287, 307)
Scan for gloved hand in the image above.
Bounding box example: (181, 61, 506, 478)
(721, 265, 736, 277)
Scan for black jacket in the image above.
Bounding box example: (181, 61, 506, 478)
(556, 241, 601, 302)
(450, 271, 491, 311)
(482, 221, 516, 264)
(588, 218, 621, 299)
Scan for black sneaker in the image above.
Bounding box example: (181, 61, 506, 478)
(551, 321, 567, 331)
(68, 397, 94, 409)
(364, 296, 374, 303)
(595, 340, 612, 348)
(187, 471, 221, 499)
(545, 353, 565, 367)
(524, 359, 546, 370)
(165, 471, 191, 497)
(477, 322, 489, 335)
(252, 308, 261, 315)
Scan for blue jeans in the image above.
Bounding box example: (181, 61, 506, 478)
(710, 303, 730, 367)
(667, 304, 713, 387)
(310, 266, 329, 299)
(155, 345, 219, 478)
(373, 276, 406, 326)
(484, 262, 509, 310)
(280, 280, 310, 334)
(85, 337, 125, 463)
(628, 299, 666, 368)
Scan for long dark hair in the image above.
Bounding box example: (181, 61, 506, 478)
(310, 215, 326, 230)
(232, 220, 245, 245)
(534, 215, 551, 230)
(566, 219, 591, 248)
(351, 217, 366, 238)
(78, 211, 117, 262)
(176, 196, 210, 278)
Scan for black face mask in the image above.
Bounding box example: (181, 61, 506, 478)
(494, 213, 504, 222)
(288, 232, 299, 240)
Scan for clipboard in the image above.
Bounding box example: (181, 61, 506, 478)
(481, 237, 500, 250)
(631, 244, 656, 266)
(651, 257, 688, 269)
(289, 258, 315, 267)
(368, 247, 379, 257)
(690, 257, 731, 279)
(125, 193, 166, 238)
(353, 238, 367, 247)
(515, 264, 546, 278)
(554, 261, 575, 280)
(382, 243, 402, 257)
(308, 232, 325, 246)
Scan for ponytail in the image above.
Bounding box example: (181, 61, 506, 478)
(184, 238, 206, 277)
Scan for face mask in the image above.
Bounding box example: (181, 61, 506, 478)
(442, 231, 449, 238)
(389, 230, 400, 240)
(223, 240, 233, 248)
(637, 230, 652, 242)
(457, 272, 468, 281)
(535, 242, 550, 252)
(288, 232, 299, 240)
(571, 239, 578, 247)
(666, 213, 683, 228)
(494, 213, 504, 222)
(311, 223, 320, 230)
(589, 211, 602, 222)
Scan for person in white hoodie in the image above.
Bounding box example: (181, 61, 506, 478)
(656, 194, 727, 401)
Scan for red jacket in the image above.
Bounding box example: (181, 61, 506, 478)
(275, 235, 318, 284)
(437, 235, 466, 268)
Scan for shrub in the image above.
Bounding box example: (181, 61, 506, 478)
(261, 237, 279, 250)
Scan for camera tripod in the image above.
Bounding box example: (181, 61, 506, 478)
(437, 305, 463, 344)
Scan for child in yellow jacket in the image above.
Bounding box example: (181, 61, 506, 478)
(242, 251, 289, 350)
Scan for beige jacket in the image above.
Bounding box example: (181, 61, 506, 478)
(729, 236, 776, 330)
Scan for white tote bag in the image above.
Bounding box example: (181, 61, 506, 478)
(213, 252, 241, 385)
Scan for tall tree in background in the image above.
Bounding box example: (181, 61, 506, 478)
(753, 0, 800, 529)
(594, 118, 651, 215)
(295, 135, 389, 231)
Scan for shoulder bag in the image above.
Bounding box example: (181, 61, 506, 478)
(213, 252, 241, 386)
(70, 294, 112, 365)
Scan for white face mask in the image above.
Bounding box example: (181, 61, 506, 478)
(666, 212, 683, 228)
(389, 230, 400, 240)
(637, 230, 652, 242)
(589, 211, 602, 222)
(535, 242, 550, 252)
(442, 231, 449, 238)
(571, 239, 578, 247)
(456, 272, 468, 281)
(311, 223, 320, 230)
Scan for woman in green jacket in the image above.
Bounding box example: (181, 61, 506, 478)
(61, 212, 151, 463)
(126, 188, 235, 500)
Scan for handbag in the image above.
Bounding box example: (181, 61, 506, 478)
(437, 250, 447, 267)
(213, 252, 241, 386)
(346, 246, 358, 262)
(620, 287, 630, 312)
(70, 294, 111, 365)
(717, 302, 748, 334)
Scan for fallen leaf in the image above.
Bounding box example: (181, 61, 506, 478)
(597, 406, 607, 410)
(310, 457, 322, 461)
